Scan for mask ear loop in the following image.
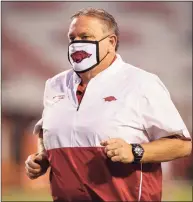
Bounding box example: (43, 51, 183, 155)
(98, 34, 111, 43)
(89, 69, 92, 81)
(89, 49, 109, 81)
(89, 35, 111, 79)
(97, 34, 112, 65)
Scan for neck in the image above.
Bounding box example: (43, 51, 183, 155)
(78, 52, 116, 85)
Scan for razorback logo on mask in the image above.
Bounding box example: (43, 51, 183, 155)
(71, 51, 92, 63)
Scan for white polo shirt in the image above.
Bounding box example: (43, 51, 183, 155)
(33, 54, 191, 201)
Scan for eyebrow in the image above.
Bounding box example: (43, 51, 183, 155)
(68, 32, 95, 38)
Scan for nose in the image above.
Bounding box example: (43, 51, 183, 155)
(74, 36, 82, 41)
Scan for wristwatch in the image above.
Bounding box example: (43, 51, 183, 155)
(131, 144, 144, 164)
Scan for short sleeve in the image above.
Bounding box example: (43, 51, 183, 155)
(33, 79, 51, 135)
(140, 75, 191, 141)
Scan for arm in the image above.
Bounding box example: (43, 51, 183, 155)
(141, 137, 192, 163)
(33, 120, 47, 155)
(25, 129, 49, 180)
(25, 80, 50, 179)
(101, 137, 192, 164)
(37, 129, 46, 153)
(37, 129, 49, 165)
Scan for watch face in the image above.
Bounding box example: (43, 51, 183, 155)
(134, 146, 143, 156)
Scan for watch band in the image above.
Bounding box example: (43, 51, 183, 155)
(131, 144, 144, 164)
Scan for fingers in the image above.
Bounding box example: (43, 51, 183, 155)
(34, 154, 45, 164)
(106, 149, 122, 163)
(26, 158, 41, 169)
(35, 152, 48, 161)
(25, 164, 41, 174)
(101, 139, 123, 158)
(25, 154, 41, 168)
(25, 166, 41, 180)
(101, 138, 133, 163)
(105, 143, 122, 153)
(111, 156, 121, 162)
(101, 138, 118, 146)
(26, 170, 41, 180)
(35, 154, 44, 161)
(107, 150, 114, 158)
(107, 149, 119, 158)
(25, 153, 44, 180)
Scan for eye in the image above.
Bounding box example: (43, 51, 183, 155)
(81, 36, 89, 40)
(69, 36, 75, 41)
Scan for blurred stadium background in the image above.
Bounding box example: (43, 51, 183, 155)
(2, 1, 192, 201)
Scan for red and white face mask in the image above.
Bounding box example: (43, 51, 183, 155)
(68, 35, 110, 73)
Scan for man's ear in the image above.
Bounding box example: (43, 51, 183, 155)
(108, 34, 117, 52)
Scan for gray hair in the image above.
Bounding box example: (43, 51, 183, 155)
(71, 8, 119, 51)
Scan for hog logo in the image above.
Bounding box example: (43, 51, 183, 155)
(52, 95, 65, 104)
(104, 96, 117, 102)
(71, 51, 92, 63)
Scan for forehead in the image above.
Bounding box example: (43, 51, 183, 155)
(68, 16, 106, 36)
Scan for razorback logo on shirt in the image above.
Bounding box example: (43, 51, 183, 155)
(71, 51, 92, 63)
(103, 96, 117, 102)
(52, 95, 65, 103)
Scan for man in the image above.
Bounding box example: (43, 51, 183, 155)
(25, 8, 192, 201)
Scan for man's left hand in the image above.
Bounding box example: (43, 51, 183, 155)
(100, 138, 134, 163)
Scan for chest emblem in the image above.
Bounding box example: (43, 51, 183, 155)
(103, 96, 117, 102)
(52, 95, 65, 103)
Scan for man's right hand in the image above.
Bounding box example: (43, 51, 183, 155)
(25, 152, 49, 180)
